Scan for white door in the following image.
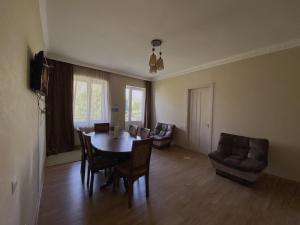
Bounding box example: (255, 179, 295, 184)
(188, 87, 212, 154)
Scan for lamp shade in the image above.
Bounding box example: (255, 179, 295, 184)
(157, 56, 164, 70)
(149, 65, 157, 73)
(149, 52, 157, 67)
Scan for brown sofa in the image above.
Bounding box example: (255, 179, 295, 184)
(150, 122, 176, 149)
(208, 133, 269, 184)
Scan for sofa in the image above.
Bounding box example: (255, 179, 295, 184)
(208, 133, 269, 184)
(150, 122, 176, 149)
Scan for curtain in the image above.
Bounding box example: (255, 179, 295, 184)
(144, 81, 152, 128)
(73, 66, 110, 127)
(46, 59, 74, 155)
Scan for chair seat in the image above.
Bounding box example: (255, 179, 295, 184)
(93, 156, 115, 170)
(238, 158, 266, 173)
(152, 135, 170, 140)
(115, 161, 147, 177)
(209, 152, 267, 173)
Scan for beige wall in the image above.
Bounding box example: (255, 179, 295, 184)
(153, 47, 300, 182)
(74, 72, 145, 146)
(0, 0, 45, 225)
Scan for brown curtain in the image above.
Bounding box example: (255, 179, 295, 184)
(144, 81, 152, 128)
(46, 59, 74, 155)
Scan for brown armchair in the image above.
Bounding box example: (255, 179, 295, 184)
(208, 133, 269, 184)
(150, 122, 176, 149)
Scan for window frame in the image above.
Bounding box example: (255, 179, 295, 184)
(125, 85, 146, 126)
(73, 75, 108, 127)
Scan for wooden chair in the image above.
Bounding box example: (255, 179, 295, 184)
(129, 124, 138, 137)
(82, 132, 116, 197)
(76, 128, 87, 185)
(94, 123, 110, 133)
(114, 138, 153, 208)
(140, 128, 150, 139)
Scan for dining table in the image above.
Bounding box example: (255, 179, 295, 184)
(91, 130, 141, 155)
(90, 130, 141, 188)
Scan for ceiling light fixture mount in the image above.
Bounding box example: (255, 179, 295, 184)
(149, 39, 164, 74)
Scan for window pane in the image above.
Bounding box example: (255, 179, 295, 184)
(125, 88, 129, 121)
(131, 89, 143, 121)
(91, 82, 102, 121)
(74, 81, 88, 122)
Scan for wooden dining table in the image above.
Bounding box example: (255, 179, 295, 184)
(90, 131, 140, 188)
(91, 131, 141, 155)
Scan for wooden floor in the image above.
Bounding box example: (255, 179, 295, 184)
(38, 147, 300, 225)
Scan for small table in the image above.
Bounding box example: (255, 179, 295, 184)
(90, 131, 140, 188)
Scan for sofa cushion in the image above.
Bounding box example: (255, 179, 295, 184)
(208, 151, 225, 164)
(232, 135, 249, 159)
(152, 135, 170, 141)
(158, 130, 166, 136)
(223, 155, 243, 168)
(248, 139, 269, 162)
(217, 133, 234, 157)
(238, 158, 267, 172)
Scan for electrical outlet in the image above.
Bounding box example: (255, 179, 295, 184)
(11, 181, 17, 195)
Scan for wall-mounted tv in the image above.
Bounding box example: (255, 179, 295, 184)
(30, 51, 49, 96)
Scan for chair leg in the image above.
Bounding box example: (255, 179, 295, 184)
(145, 174, 149, 198)
(80, 155, 85, 184)
(128, 179, 133, 208)
(123, 177, 128, 192)
(87, 166, 91, 188)
(89, 171, 94, 197)
(113, 173, 118, 192)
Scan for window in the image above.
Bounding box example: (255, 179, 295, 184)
(73, 68, 109, 127)
(125, 86, 145, 126)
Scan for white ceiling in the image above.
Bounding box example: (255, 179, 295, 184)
(41, 0, 300, 80)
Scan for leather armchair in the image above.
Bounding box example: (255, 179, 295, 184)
(208, 133, 269, 184)
(150, 122, 176, 149)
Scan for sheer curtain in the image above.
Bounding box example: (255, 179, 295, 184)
(73, 66, 110, 127)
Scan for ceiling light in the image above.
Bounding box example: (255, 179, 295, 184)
(149, 39, 164, 73)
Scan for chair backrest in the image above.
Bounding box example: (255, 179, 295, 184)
(130, 138, 153, 172)
(153, 122, 176, 138)
(76, 128, 85, 155)
(140, 128, 150, 139)
(129, 124, 138, 137)
(94, 123, 110, 133)
(82, 132, 94, 165)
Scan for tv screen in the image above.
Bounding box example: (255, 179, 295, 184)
(30, 51, 49, 96)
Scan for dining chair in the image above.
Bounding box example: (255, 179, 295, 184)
(140, 128, 150, 139)
(129, 124, 138, 137)
(94, 123, 110, 133)
(76, 128, 87, 184)
(82, 132, 116, 197)
(113, 138, 153, 208)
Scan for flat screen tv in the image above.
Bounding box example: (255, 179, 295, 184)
(30, 51, 49, 96)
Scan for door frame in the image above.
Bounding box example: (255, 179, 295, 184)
(186, 83, 214, 154)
